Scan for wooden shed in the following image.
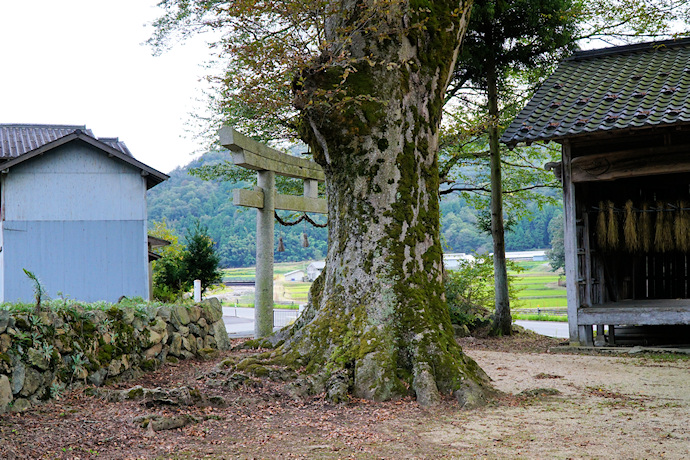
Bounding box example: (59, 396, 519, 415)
(502, 39, 690, 346)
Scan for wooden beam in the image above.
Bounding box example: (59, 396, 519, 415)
(220, 126, 325, 181)
(571, 144, 690, 182)
(233, 188, 327, 213)
(578, 303, 690, 326)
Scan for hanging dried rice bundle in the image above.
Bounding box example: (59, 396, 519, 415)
(606, 200, 619, 250)
(640, 202, 652, 252)
(623, 200, 639, 252)
(675, 200, 690, 253)
(596, 200, 607, 250)
(654, 201, 674, 252)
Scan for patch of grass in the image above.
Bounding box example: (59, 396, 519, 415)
(220, 302, 299, 310)
(223, 262, 316, 282)
(518, 289, 566, 297)
(638, 353, 690, 362)
(517, 298, 568, 309)
(513, 261, 555, 272)
(283, 282, 311, 302)
(512, 276, 561, 285)
(513, 313, 568, 322)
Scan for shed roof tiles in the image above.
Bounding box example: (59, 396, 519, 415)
(0, 123, 168, 188)
(0, 124, 131, 159)
(501, 38, 690, 147)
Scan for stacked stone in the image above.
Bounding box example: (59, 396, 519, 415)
(0, 298, 229, 413)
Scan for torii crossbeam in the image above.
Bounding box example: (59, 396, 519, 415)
(220, 127, 327, 338)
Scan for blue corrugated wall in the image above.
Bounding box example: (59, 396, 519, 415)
(3, 221, 147, 303)
(0, 141, 149, 303)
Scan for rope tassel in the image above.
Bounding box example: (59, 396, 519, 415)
(597, 200, 607, 249)
(655, 201, 674, 252)
(301, 233, 309, 248)
(277, 236, 286, 252)
(623, 199, 639, 252)
(606, 200, 618, 250)
(676, 200, 689, 252)
(640, 202, 652, 252)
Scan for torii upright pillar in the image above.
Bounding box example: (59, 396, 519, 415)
(255, 169, 275, 338)
(220, 127, 327, 338)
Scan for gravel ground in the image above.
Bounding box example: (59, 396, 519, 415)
(1, 333, 688, 459)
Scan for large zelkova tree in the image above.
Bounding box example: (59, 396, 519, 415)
(150, 1, 491, 405)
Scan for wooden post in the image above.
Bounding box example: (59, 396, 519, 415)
(562, 141, 584, 345)
(255, 170, 275, 338)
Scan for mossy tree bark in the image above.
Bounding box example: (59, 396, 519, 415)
(269, 0, 491, 406)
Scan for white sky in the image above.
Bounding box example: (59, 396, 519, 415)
(0, 1, 213, 174)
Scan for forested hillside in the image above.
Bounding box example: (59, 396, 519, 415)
(147, 152, 562, 267)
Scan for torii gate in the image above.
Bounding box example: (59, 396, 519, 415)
(220, 127, 327, 338)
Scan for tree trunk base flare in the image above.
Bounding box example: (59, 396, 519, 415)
(241, 274, 492, 408)
(490, 307, 513, 337)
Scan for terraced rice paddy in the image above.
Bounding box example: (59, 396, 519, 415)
(219, 259, 568, 315)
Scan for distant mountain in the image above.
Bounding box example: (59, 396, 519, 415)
(147, 152, 560, 267)
(147, 151, 327, 268)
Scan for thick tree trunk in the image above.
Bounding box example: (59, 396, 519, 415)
(487, 63, 512, 336)
(266, 0, 490, 406)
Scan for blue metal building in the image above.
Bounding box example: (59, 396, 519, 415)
(0, 124, 168, 303)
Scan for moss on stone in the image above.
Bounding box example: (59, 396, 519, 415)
(140, 359, 157, 372)
(235, 357, 258, 372)
(14, 316, 29, 330)
(246, 364, 270, 378)
(241, 338, 274, 350)
(127, 387, 145, 399)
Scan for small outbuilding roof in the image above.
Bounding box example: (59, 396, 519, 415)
(501, 38, 690, 147)
(0, 124, 132, 158)
(0, 124, 168, 188)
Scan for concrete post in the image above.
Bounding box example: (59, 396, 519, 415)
(255, 170, 275, 338)
(304, 179, 318, 199)
(194, 280, 201, 302)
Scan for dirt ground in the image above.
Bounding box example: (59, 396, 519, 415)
(1, 333, 689, 459)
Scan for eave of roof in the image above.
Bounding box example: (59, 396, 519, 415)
(0, 130, 168, 189)
(501, 38, 690, 147)
(148, 235, 172, 248)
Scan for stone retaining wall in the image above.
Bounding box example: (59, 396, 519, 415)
(0, 298, 229, 413)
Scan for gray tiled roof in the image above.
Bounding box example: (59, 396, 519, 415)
(0, 124, 131, 159)
(501, 38, 690, 147)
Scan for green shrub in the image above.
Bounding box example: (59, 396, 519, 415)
(150, 220, 222, 301)
(444, 254, 522, 330)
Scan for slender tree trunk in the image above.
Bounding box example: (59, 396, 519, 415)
(266, 0, 490, 406)
(487, 59, 511, 336)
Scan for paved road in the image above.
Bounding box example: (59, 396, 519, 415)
(224, 307, 569, 339)
(223, 306, 299, 338)
(515, 320, 568, 338)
